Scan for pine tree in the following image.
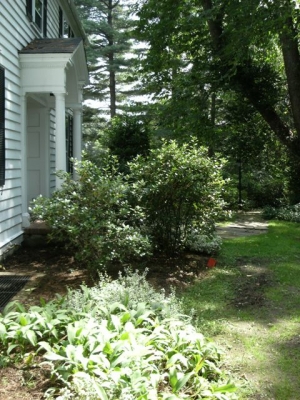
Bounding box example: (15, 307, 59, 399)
(75, 0, 137, 119)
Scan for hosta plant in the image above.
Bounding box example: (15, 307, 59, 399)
(0, 270, 237, 400)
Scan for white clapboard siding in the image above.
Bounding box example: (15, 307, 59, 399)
(0, 205, 22, 224)
(0, 0, 62, 254)
(0, 196, 22, 210)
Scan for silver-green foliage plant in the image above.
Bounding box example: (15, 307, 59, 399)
(0, 271, 236, 400)
(67, 268, 184, 321)
(186, 232, 223, 254)
(30, 158, 152, 269)
(128, 139, 227, 254)
(263, 203, 300, 222)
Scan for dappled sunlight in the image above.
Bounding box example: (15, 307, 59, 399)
(182, 220, 300, 398)
(217, 316, 300, 399)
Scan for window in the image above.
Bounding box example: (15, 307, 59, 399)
(35, 0, 43, 29)
(66, 114, 73, 174)
(59, 7, 74, 38)
(26, 0, 48, 37)
(0, 66, 5, 187)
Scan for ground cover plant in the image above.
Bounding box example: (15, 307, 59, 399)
(0, 270, 236, 400)
(263, 203, 300, 222)
(182, 219, 300, 399)
(1, 214, 300, 399)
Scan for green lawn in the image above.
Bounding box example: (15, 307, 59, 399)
(181, 221, 300, 399)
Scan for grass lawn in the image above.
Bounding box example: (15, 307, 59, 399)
(181, 220, 300, 399)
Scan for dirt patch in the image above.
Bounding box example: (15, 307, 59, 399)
(1, 243, 210, 305)
(231, 262, 273, 308)
(0, 362, 52, 400)
(0, 243, 94, 306)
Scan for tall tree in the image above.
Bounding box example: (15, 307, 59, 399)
(136, 0, 300, 157)
(135, 0, 300, 201)
(75, 0, 137, 118)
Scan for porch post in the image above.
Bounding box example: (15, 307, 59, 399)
(20, 93, 30, 227)
(55, 92, 66, 188)
(72, 106, 82, 180)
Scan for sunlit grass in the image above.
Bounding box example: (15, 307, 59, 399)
(181, 220, 300, 399)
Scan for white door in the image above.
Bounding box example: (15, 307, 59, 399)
(27, 107, 47, 205)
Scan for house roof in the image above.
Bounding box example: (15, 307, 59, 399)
(19, 38, 83, 54)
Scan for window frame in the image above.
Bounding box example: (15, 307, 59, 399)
(26, 0, 47, 37)
(0, 65, 5, 188)
(66, 113, 73, 174)
(59, 6, 74, 38)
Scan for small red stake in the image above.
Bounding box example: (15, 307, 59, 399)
(207, 258, 217, 268)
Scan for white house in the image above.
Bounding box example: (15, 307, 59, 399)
(0, 0, 89, 258)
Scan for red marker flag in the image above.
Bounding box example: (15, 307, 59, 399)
(207, 258, 217, 268)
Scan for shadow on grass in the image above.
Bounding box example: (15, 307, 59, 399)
(180, 220, 300, 399)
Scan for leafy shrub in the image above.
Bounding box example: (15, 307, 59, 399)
(0, 271, 236, 400)
(262, 205, 278, 220)
(30, 159, 152, 269)
(105, 115, 150, 173)
(186, 232, 223, 254)
(128, 139, 227, 254)
(263, 204, 300, 222)
(243, 170, 288, 208)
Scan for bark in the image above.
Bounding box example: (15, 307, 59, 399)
(279, 12, 300, 141)
(201, 0, 300, 157)
(201, 0, 223, 51)
(107, 0, 117, 118)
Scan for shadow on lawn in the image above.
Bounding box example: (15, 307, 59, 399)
(180, 222, 300, 399)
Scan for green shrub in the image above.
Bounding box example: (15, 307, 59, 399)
(105, 115, 150, 173)
(128, 139, 227, 254)
(263, 203, 300, 222)
(186, 232, 223, 254)
(30, 159, 152, 269)
(243, 170, 287, 208)
(0, 271, 236, 400)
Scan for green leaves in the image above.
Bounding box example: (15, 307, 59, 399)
(30, 159, 152, 270)
(128, 139, 227, 254)
(169, 366, 193, 393)
(0, 272, 236, 399)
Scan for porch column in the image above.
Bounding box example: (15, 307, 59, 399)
(20, 93, 30, 227)
(73, 106, 82, 180)
(55, 92, 66, 188)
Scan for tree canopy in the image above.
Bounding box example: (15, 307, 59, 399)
(136, 0, 300, 159)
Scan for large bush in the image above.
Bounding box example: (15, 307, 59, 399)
(128, 139, 227, 254)
(30, 159, 152, 269)
(0, 270, 236, 399)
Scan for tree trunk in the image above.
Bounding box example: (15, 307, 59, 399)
(108, 0, 117, 118)
(109, 56, 117, 118)
(201, 0, 300, 158)
(279, 9, 300, 141)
